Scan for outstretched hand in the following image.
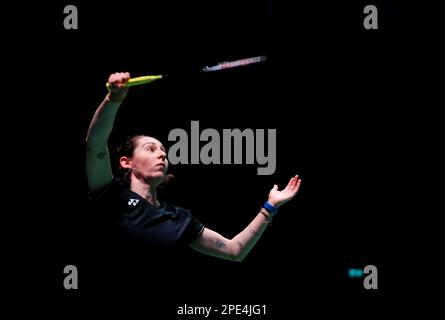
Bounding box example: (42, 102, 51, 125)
(268, 175, 302, 208)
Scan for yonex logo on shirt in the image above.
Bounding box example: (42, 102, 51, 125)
(128, 198, 139, 206)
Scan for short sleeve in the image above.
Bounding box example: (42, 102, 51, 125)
(185, 214, 205, 243)
(173, 205, 205, 245)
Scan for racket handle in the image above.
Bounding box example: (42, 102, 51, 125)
(106, 75, 163, 89)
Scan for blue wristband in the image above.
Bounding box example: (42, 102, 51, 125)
(263, 201, 278, 216)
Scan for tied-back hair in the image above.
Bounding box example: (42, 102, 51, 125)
(116, 134, 144, 185)
(116, 134, 175, 194)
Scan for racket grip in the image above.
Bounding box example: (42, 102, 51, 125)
(106, 75, 163, 89)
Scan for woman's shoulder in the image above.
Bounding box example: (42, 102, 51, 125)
(90, 177, 128, 203)
(162, 202, 192, 216)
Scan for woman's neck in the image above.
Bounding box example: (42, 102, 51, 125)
(130, 179, 160, 208)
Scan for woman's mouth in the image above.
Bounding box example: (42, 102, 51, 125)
(156, 163, 166, 169)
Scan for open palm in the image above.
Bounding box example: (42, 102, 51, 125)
(268, 175, 302, 208)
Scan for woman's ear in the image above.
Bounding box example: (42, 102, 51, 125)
(119, 156, 132, 169)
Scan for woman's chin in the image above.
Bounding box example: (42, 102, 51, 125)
(153, 172, 167, 181)
(144, 172, 166, 184)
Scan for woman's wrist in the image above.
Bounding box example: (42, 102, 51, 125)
(266, 199, 279, 208)
(107, 91, 127, 103)
(263, 201, 279, 216)
(260, 208, 273, 223)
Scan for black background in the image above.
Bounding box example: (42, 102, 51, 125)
(17, 0, 440, 318)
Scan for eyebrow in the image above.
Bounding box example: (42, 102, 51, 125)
(142, 142, 165, 151)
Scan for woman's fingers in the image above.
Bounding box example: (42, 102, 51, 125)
(284, 178, 293, 190)
(284, 175, 299, 192)
(286, 175, 301, 195)
(108, 72, 131, 88)
(294, 178, 301, 193)
(274, 174, 301, 198)
(290, 175, 299, 191)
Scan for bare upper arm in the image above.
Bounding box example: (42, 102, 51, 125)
(189, 228, 239, 261)
(85, 144, 113, 193)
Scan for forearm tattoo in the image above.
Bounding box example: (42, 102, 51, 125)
(96, 152, 106, 159)
(237, 240, 245, 250)
(248, 225, 260, 236)
(209, 238, 227, 249)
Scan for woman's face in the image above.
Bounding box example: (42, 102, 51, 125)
(129, 136, 168, 182)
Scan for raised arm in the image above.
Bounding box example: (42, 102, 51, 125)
(85, 72, 130, 193)
(190, 175, 302, 262)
